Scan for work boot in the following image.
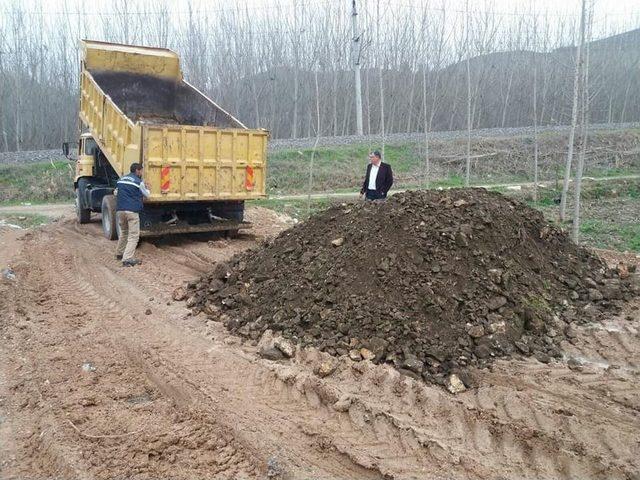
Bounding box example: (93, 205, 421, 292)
(122, 258, 142, 267)
(116, 254, 123, 260)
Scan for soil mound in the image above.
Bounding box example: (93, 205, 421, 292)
(187, 189, 635, 382)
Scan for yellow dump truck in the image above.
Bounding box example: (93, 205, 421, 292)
(63, 40, 267, 239)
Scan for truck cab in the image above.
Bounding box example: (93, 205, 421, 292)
(75, 133, 98, 184)
(65, 132, 119, 224)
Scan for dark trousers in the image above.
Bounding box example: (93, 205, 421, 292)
(365, 189, 385, 201)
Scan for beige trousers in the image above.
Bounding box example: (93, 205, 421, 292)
(116, 211, 140, 261)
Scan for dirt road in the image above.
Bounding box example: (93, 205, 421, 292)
(1, 208, 639, 479)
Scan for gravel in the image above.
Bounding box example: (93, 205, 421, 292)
(2, 122, 639, 164)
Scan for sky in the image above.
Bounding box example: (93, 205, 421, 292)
(2, 0, 640, 43)
(40, 0, 640, 15)
(6, 0, 640, 18)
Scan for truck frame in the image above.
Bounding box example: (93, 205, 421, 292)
(64, 40, 268, 239)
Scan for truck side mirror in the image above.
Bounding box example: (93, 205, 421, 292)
(62, 142, 70, 157)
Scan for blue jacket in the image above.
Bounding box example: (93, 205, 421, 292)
(116, 173, 150, 213)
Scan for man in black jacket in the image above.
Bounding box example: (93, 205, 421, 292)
(360, 150, 393, 200)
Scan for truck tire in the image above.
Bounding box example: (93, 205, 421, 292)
(76, 178, 91, 224)
(101, 195, 118, 240)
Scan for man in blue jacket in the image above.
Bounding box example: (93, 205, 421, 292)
(115, 163, 150, 267)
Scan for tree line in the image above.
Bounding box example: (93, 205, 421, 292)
(0, 0, 639, 152)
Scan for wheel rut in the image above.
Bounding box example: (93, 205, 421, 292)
(1, 212, 639, 480)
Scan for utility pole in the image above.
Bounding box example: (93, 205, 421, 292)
(351, 0, 364, 136)
(465, 0, 472, 186)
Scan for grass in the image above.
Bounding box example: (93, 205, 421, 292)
(582, 180, 640, 200)
(586, 166, 640, 178)
(0, 161, 74, 204)
(0, 213, 50, 228)
(487, 177, 640, 253)
(2, 139, 639, 253)
(579, 218, 640, 252)
(523, 295, 552, 314)
(267, 143, 552, 195)
(249, 197, 336, 220)
(267, 143, 423, 195)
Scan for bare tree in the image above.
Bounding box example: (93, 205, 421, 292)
(530, 6, 540, 202)
(307, 61, 321, 215)
(560, 0, 587, 222)
(465, 0, 472, 186)
(1, 0, 640, 152)
(572, 0, 593, 243)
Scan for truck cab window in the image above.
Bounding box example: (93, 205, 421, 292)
(84, 138, 97, 156)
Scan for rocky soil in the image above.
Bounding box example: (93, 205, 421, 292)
(3, 203, 640, 479)
(188, 189, 638, 385)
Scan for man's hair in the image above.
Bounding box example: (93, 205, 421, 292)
(130, 162, 143, 173)
(372, 150, 382, 159)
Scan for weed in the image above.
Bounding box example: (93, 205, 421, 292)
(250, 197, 334, 220)
(0, 161, 74, 204)
(523, 295, 552, 314)
(0, 213, 50, 228)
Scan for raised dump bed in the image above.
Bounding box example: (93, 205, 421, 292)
(68, 39, 267, 238)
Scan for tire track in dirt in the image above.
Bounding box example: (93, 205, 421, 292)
(2, 214, 640, 479)
(1, 231, 264, 479)
(38, 221, 386, 479)
(32, 227, 441, 478)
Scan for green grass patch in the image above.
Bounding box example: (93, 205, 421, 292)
(430, 175, 465, 188)
(0, 212, 50, 228)
(579, 219, 640, 252)
(586, 166, 639, 178)
(0, 161, 74, 204)
(267, 143, 423, 195)
(523, 295, 552, 314)
(249, 197, 336, 220)
(579, 179, 640, 200)
(526, 196, 556, 208)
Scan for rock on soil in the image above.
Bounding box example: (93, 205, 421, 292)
(188, 189, 635, 383)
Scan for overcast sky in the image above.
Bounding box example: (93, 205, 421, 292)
(3, 0, 640, 43)
(7, 0, 640, 16)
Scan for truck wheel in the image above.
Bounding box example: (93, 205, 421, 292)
(101, 195, 118, 240)
(76, 179, 91, 224)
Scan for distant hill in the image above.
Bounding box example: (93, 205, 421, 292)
(221, 27, 640, 137)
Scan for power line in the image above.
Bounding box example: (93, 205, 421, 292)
(389, 0, 640, 19)
(0, 0, 334, 17)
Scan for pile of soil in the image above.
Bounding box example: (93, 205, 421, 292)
(187, 189, 635, 382)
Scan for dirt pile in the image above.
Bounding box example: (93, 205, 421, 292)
(187, 189, 636, 383)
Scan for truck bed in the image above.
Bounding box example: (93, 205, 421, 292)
(78, 40, 267, 205)
(91, 70, 241, 128)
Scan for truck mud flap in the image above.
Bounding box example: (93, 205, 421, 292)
(139, 220, 251, 237)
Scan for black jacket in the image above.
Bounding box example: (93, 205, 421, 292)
(360, 162, 393, 196)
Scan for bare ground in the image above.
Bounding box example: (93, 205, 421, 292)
(1, 207, 639, 480)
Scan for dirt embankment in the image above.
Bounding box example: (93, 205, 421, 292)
(1, 205, 639, 480)
(188, 190, 638, 385)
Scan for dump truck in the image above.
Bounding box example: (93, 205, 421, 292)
(63, 40, 267, 239)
